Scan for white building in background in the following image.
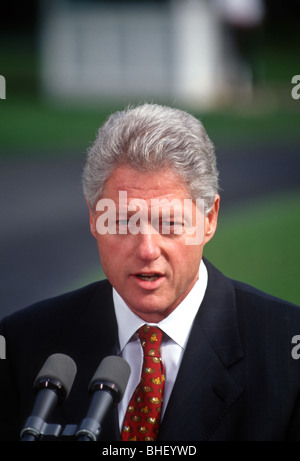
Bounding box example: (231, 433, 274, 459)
(39, 0, 252, 109)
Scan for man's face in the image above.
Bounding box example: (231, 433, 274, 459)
(89, 165, 219, 323)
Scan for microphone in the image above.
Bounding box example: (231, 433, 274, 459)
(20, 353, 77, 441)
(76, 356, 131, 441)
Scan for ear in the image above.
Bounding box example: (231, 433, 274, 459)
(203, 194, 220, 245)
(85, 197, 98, 239)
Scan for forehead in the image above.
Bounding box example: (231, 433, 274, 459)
(101, 165, 191, 200)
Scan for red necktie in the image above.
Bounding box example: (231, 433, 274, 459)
(121, 325, 165, 441)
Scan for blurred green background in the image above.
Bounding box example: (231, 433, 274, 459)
(0, 0, 299, 315)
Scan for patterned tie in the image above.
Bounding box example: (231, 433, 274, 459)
(121, 325, 165, 441)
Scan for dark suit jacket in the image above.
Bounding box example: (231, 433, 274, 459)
(1, 259, 300, 441)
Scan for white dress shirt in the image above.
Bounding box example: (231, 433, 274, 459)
(113, 260, 208, 431)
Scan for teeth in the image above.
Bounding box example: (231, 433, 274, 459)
(137, 274, 160, 281)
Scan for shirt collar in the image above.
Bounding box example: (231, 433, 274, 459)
(113, 260, 208, 351)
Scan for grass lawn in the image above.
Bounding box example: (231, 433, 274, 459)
(1, 26, 300, 156)
(0, 95, 300, 156)
(204, 190, 300, 306)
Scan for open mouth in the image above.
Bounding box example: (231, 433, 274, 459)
(136, 274, 162, 282)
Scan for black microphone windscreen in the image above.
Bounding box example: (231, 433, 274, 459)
(34, 353, 77, 398)
(89, 356, 131, 401)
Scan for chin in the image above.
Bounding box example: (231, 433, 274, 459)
(130, 301, 173, 323)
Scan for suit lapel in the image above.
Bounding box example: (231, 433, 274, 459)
(58, 280, 121, 441)
(159, 260, 244, 441)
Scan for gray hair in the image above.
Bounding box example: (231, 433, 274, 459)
(82, 103, 219, 214)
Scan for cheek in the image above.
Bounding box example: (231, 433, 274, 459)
(96, 238, 114, 270)
(96, 237, 127, 276)
(169, 242, 203, 276)
(186, 245, 203, 270)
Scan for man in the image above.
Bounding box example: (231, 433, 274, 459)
(0, 104, 299, 441)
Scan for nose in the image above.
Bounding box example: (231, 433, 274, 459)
(134, 229, 161, 262)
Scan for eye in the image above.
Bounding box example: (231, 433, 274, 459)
(115, 219, 130, 234)
(160, 220, 184, 235)
(117, 219, 129, 226)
